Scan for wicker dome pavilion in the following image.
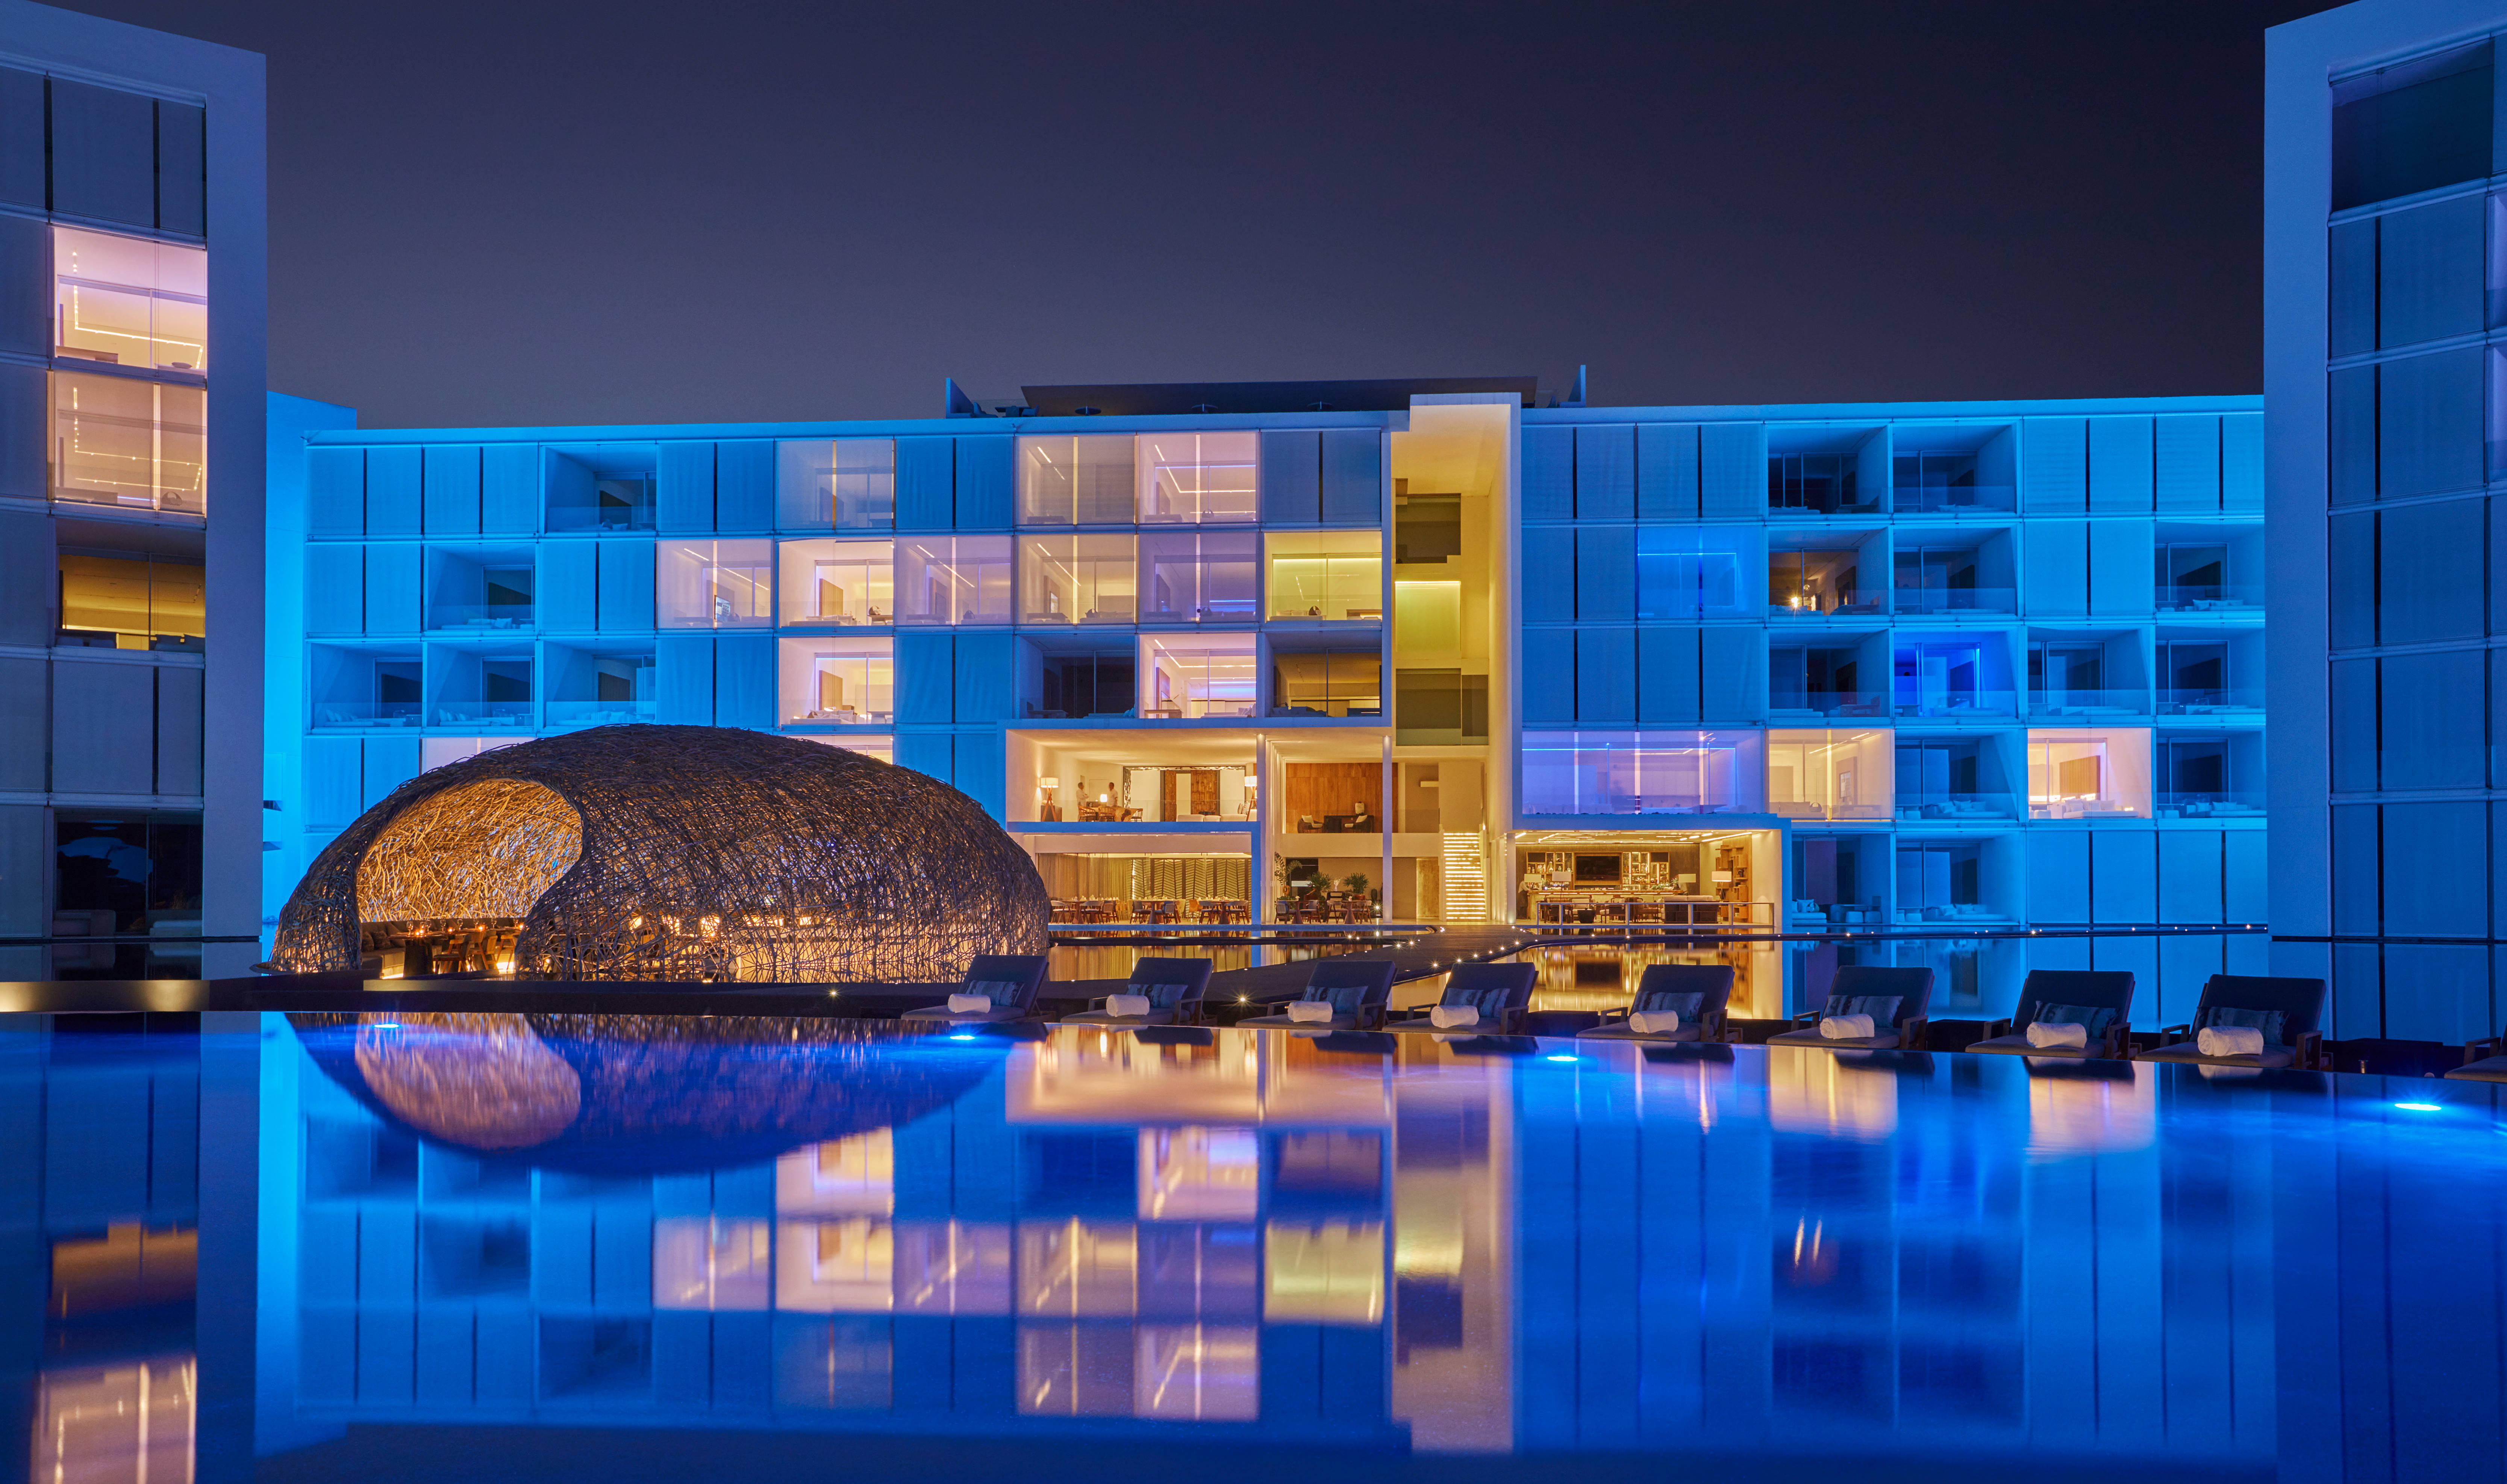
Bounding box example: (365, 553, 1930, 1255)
(271, 725, 1049, 983)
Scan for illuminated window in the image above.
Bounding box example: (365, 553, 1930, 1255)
(1263, 1220, 1384, 1324)
(894, 1221, 1015, 1315)
(53, 225, 207, 372)
(652, 1217, 771, 1310)
(2027, 727, 2153, 819)
(57, 553, 204, 650)
(656, 539, 772, 627)
(895, 535, 1012, 624)
(1269, 650, 1381, 717)
(51, 372, 204, 513)
(1521, 731, 1767, 816)
(1134, 1325, 1259, 1420)
(1766, 730, 1892, 822)
(1138, 634, 1257, 719)
(1136, 1127, 1259, 1220)
(778, 538, 893, 626)
(777, 1130, 895, 1216)
(1019, 435, 1134, 525)
(778, 636, 894, 724)
(776, 1218, 894, 1313)
(1266, 531, 1382, 620)
(1018, 1219, 1136, 1317)
(776, 439, 895, 529)
(803, 734, 895, 763)
(36, 1358, 194, 1484)
(1020, 534, 1136, 624)
(1139, 530, 1258, 621)
(1018, 1322, 1133, 1415)
(1137, 432, 1257, 523)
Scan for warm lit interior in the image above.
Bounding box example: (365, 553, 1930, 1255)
(779, 636, 895, 724)
(53, 224, 208, 372)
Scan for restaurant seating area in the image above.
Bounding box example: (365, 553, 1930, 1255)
(1051, 897, 1251, 924)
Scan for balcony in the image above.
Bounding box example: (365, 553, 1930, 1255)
(2028, 688, 2148, 717)
(427, 603, 533, 633)
(433, 700, 535, 730)
(2156, 790, 2267, 820)
(312, 700, 423, 728)
(547, 699, 656, 726)
(1895, 792, 2017, 822)
(2157, 686, 2264, 715)
(1896, 689, 2019, 720)
(1893, 587, 2017, 616)
(2156, 582, 2265, 613)
(1771, 691, 1891, 719)
(1891, 482, 2016, 514)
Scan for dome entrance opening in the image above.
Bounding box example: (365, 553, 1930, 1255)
(354, 778, 583, 977)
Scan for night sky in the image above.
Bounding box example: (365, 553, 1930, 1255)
(65, 0, 2332, 429)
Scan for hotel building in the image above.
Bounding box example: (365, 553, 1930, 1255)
(2267, 0, 2507, 1043)
(266, 379, 2266, 1020)
(0, 0, 267, 980)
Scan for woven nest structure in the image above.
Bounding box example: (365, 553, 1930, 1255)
(287, 1012, 1000, 1173)
(271, 725, 1048, 983)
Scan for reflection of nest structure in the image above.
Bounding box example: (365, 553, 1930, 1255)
(271, 725, 1049, 983)
(290, 1012, 998, 1173)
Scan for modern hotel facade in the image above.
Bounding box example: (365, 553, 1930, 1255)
(0, 0, 267, 980)
(265, 381, 2267, 1019)
(2266, 0, 2507, 1043)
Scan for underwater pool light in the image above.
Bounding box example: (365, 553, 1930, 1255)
(948, 1033, 976, 1042)
(2394, 1102, 2444, 1112)
(1546, 1054, 1579, 1063)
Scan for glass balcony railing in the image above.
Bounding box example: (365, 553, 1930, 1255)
(2157, 686, 2264, 713)
(547, 699, 656, 726)
(1890, 483, 2017, 513)
(1892, 587, 2018, 616)
(1769, 691, 1892, 718)
(1895, 689, 2019, 718)
(1896, 792, 2019, 822)
(1768, 597, 1886, 618)
(312, 700, 422, 728)
(427, 604, 535, 632)
(58, 627, 203, 653)
(2156, 583, 2264, 613)
(2028, 689, 2149, 716)
(432, 700, 535, 729)
(2156, 790, 2267, 819)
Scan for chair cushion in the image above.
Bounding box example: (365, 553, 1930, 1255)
(1444, 982, 1517, 1016)
(1140, 982, 1194, 1010)
(2141, 1040, 2296, 1068)
(2446, 1055, 2507, 1083)
(1769, 1027, 1901, 1050)
(1966, 1033, 2080, 1056)
(1312, 984, 1369, 1015)
(2036, 1003, 2117, 1039)
(1822, 994, 1901, 1027)
(2198, 1005, 2287, 1047)
(1635, 989, 1708, 1018)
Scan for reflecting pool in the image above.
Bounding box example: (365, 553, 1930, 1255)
(6, 1012, 2501, 1482)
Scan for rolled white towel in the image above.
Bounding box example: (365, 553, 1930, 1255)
(947, 993, 992, 1015)
(1628, 1010, 1681, 1035)
(1819, 1013, 1875, 1040)
(2196, 1024, 2266, 1058)
(2025, 1020, 2089, 1049)
(1105, 993, 1151, 1018)
(1286, 999, 1335, 1024)
(1429, 1004, 1479, 1029)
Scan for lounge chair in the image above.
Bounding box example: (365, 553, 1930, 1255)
(1577, 963, 1736, 1043)
(1383, 962, 1538, 1034)
(1060, 956, 1215, 1027)
(897, 954, 1052, 1025)
(2136, 974, 2326, 1070)
(1766, 965, 1935, 1051)
(1236, 958, 1399, 1031)
(2447, 1034, 2507, 1083)
(1964, 969, 2135, 1058)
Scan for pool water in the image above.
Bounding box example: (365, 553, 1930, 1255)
(13, 1012, 2502, 1482)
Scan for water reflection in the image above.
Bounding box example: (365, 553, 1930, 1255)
(7, 1016, 2507, 1482)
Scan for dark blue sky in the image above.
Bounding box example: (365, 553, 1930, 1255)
(70, 0, 2328, 427)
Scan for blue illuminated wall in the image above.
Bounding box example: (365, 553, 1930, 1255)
(2265, 0, 2507, 1042)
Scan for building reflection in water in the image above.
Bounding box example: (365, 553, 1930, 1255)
(214, 1011, 2507, 1480)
